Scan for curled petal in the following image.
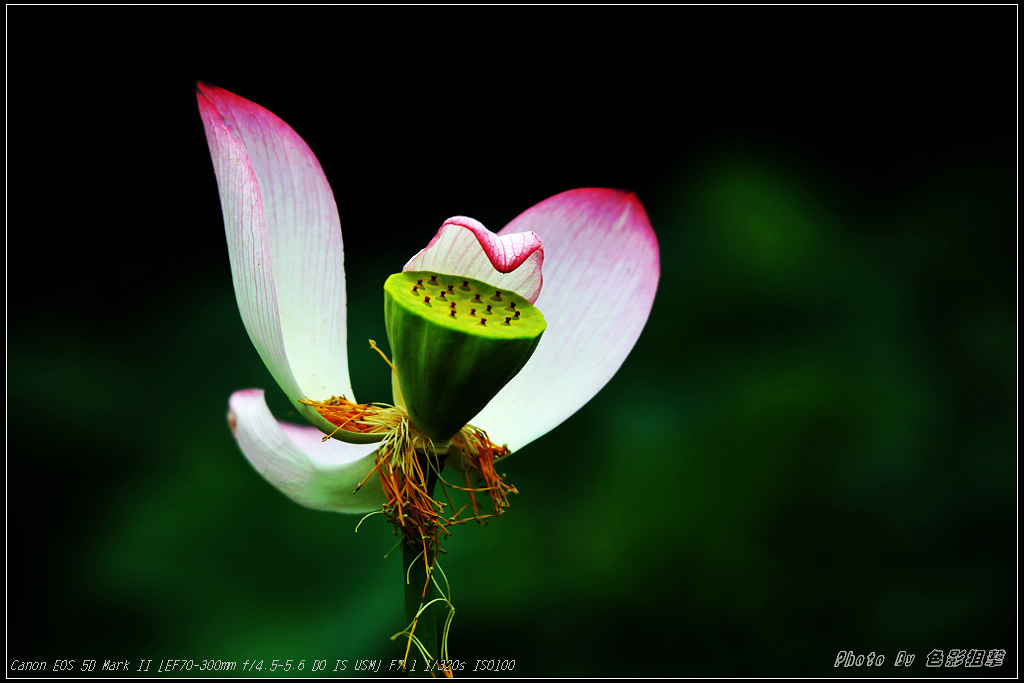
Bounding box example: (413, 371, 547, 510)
(197, 83, 354, 415)
(470, 188, 660, 452)
(229, 389, 385, 513)
(403, 216, 544, 302)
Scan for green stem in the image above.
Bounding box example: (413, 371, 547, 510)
(400, 449, 446, 674)
(403, 537, 440, 671)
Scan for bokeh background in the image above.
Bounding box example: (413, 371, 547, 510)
(8, 6, 1016, 678)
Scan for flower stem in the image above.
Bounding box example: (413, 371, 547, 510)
(403, 536, 440, 671)
(400, 449, 446, 673)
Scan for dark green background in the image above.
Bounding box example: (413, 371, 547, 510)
(8, 6, 1015, 677)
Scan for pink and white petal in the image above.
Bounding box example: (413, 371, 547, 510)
(402, 217, 544, 302)
(229, 389, 385, 513)
(197, 83, 353, 405)
(470, 188, 660, 452)
(197, 86, 304, 404)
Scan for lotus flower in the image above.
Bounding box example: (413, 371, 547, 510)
(196, 83, 660, 527)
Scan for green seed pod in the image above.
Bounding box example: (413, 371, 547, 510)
(383, 271, 546, 442)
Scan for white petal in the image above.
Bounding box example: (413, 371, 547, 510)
(229, 389, 384, 513)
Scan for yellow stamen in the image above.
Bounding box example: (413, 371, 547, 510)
(299, 395, 403, 441)
(368, 339, 398, 376)
(450, 425, 517, 522)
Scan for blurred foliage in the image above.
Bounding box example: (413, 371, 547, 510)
(8, 6, 1015, 678)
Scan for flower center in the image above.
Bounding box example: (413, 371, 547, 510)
(301, 274, 535, 667)
(384, 270, 546, 442)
